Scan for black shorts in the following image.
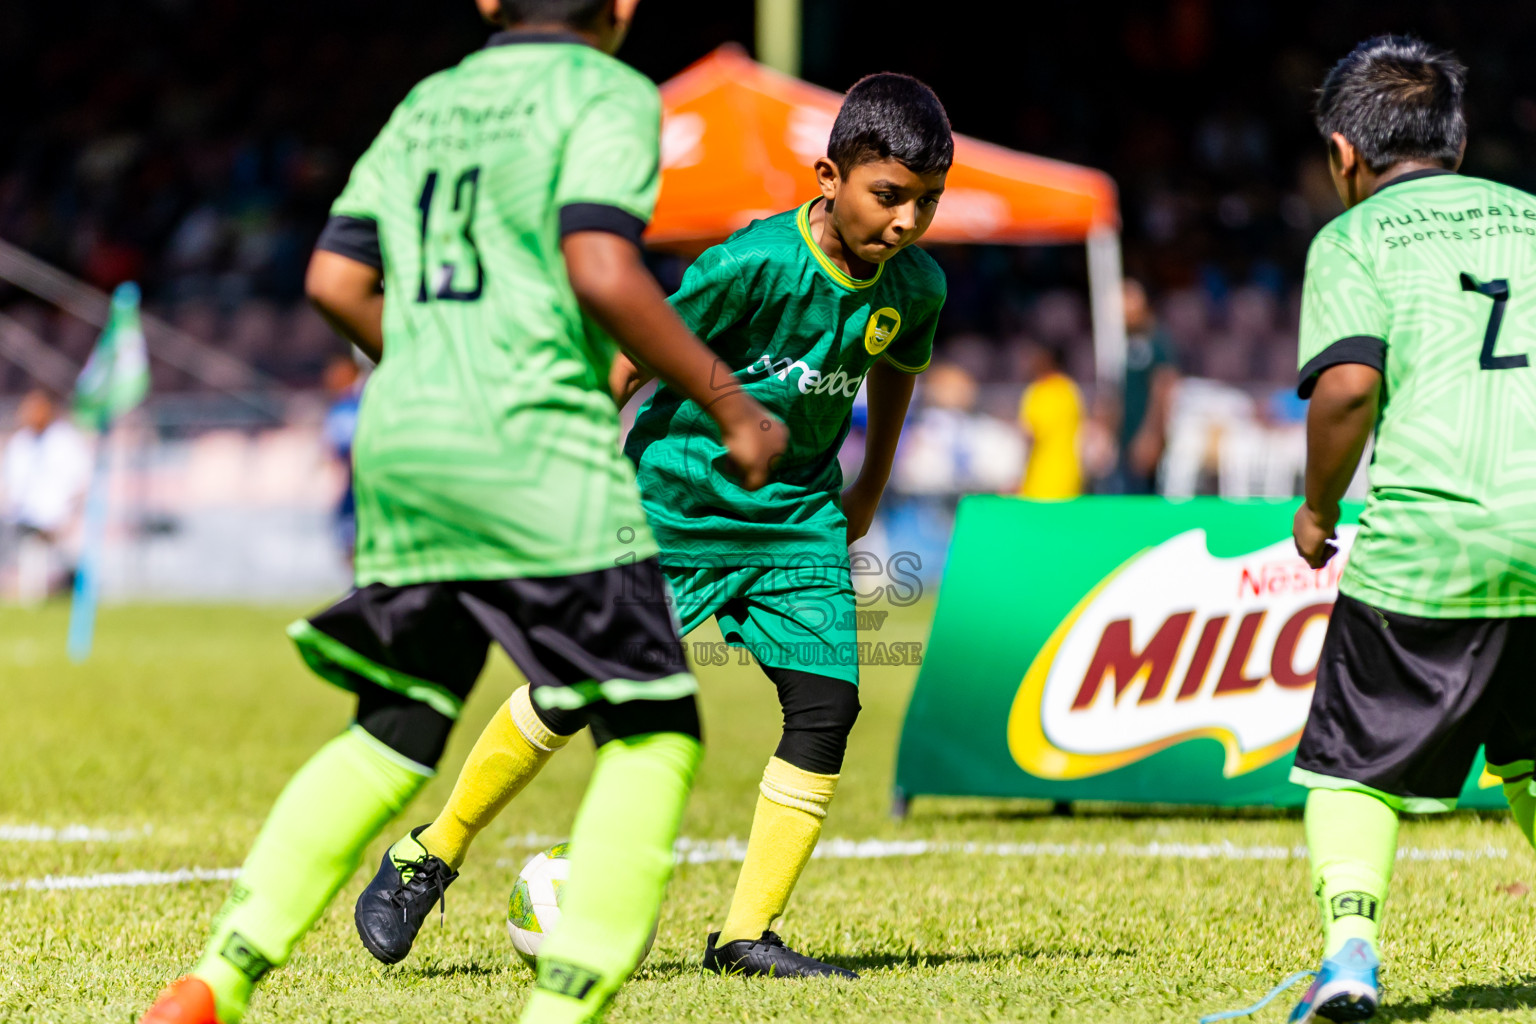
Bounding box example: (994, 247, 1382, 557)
(287, 558, 699, 762)
(1292, 593, 1536, 811)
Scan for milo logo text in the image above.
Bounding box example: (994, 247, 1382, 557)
(1008, 528, 1357, 781)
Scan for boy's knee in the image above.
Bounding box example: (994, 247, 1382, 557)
(588, 695, 702, 748)
(768, 668, 860, 774)
(354, 683, 454, 769)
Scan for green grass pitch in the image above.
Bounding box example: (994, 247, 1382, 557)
(6, 601, 1536, 1023)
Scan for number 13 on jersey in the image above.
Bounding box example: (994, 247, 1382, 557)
(416, 166, 484, 303)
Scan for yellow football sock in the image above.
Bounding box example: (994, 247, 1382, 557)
(418, 686, 573, 869)
(717, 757, 838, 945)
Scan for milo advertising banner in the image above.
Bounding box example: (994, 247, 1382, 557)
(894, 497, 1504, 810)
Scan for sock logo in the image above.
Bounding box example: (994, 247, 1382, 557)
(537, 959, 602, 1001)
(220, 932, 274, 983)
(1329, 891, 1380, 922)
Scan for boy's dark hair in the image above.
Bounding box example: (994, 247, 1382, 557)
(498, 0, 608, 27)
(1316, 35, 1466, 173)
(828, 73, 953, 177)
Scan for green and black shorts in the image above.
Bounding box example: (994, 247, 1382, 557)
(1292, 592, 1536, 812)
(288, 558, 699, 763)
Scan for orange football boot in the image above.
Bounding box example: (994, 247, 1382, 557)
(140, 977, 220, 1024)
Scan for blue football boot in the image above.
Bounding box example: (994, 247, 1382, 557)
(1288, 939, 1380, 1023)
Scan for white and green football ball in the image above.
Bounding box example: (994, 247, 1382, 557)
(506, 842, 657, 971)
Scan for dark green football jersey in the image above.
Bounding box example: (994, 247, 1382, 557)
(327, 32, 661, 585)
(625, 199, 947, 568)
(1298, 170, 1536, 617)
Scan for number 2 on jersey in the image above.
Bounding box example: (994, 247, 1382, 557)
(1460, 272, 1529, 370)
(416, 167, 484, 303)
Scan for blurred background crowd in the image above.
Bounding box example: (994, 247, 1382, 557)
(3, 0, 1510, 600)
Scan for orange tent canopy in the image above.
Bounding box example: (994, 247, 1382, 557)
(648, 45, 1120, 249)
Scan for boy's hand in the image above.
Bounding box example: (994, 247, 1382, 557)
(1294, 502, 1339, 569)
(717, 396, 787, 490)
(842, 478, 881, 545)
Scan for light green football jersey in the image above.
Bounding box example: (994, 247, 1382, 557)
(1298, 170, 1536, 617)
(328, 32, 661, 585)
(624, 199, 947, 568)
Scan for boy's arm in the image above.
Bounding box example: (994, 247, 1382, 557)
(311, 117, 391, 363)
(609, 351, 655, 409)
(1294, 363, 1380, 568)
(843, 359, 917, 544)
(609, 241, 747, 409)
(563, 231, 784, 488)
(305, 249, 384, 363)
(1292, 232, 1388, 568)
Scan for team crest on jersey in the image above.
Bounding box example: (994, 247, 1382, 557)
(864, 308, 902, 355)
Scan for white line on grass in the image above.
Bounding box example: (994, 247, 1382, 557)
(2, 867, 239, 892)
(0, 824, 152, 843)
(2, 837, 1510, 894)
(508, 835, 1513, 867)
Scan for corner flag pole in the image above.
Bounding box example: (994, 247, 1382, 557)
(66, 421, 111, 662)
(756, 0, 802, 77)
(66, 282, 148, 663)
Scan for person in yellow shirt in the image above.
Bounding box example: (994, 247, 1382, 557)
(1018, 342, 1083, 499)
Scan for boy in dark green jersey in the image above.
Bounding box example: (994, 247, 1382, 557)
(139, 2, 786, 1023)
(363, 73, 950, 979)
(1220, 37, 1536, 1024)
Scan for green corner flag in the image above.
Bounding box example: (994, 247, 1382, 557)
(68, 282, 149, 662)
(74, 282, 150, 427)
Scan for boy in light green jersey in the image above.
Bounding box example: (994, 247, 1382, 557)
(138, 2, 785, 1023)
(1217, 36, 1536, 1024)
(364, 72, 951, 979)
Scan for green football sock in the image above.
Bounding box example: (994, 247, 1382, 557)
(1305, 787, 1398, 957)
(1503, 777, 1536, 848)
(192, 726, 429, 1022)
(519, 731, 701, 1024)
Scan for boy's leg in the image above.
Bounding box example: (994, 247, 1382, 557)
(189, 726, 432, 1021)
(715, 669, 857, 948)
(354, 566, 722, 967)
(706, 567, 860, 978)
(354, 686, 583, 963)
(437, 562, 700, 1024)
(1486, 620, 1536, 851)
(405, 567, 728, 872)
(416, 684, 579, 869)
(1286, 595, 1511, 1023)
(520, 706, 702, 1024)
(143, 583, 488, 1023)
(1304, 787, 1398, 956)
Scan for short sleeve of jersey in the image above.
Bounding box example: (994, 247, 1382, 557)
(1297, 232, 1389, 398)
(669, 244, 747, 342)
(885, 271, 946, 374)
(329, 129, 392, 224)
(554, 76, 662, 226)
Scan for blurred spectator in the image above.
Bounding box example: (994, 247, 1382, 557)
(1111, 278, 1180, 493)
(1017, 342, 1083, 500)
(320, 354, 363, 564)
(2, 388, 91, 603)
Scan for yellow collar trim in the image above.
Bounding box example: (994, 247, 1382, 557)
(796, 199, 883, 291)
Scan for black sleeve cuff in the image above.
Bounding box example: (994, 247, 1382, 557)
(1297, 335, 1386, 398)
(315, 215, 382, 270)
(559, 203, 647, 247)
